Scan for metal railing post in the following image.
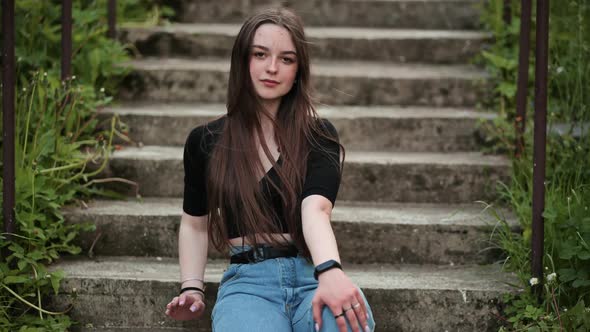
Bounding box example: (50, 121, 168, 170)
(1, 0, 16, 262)
(531, 0, 550, 300)
(61, 0, 72, 81)
(107, 0, 117, 39)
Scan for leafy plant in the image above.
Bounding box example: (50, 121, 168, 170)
(0, 0, 170, 330)
(479, 0, 590, 330)
(0, 69, 119, 332)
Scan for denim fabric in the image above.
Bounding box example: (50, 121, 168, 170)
(212, 245, 376, 332)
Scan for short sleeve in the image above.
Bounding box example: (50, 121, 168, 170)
(182, 126, 209, 216)
(301, 118, 342, 207)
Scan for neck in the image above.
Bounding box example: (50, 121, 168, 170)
(260, 99, 280, 133)
(262, 98, 280, 118)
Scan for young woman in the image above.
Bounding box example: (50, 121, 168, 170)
(165, 8, 376, 332)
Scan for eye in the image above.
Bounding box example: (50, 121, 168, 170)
(282, 57, 295, 64)
(253, 51, 266, 59)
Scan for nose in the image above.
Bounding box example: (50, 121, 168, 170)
(266, 56, 278, 74)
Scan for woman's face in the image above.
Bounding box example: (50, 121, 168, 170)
(249, 23, 298, 107)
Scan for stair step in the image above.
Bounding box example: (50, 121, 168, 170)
(48, 256, 517, 331)
(97, 147, 509, 203)
(171, 0, 483, 30)
(118, 58, 489, 107)
(78, 329, 190, 332)
(104, 103, 494, 152)
(63, 198, 517, 265)
(120, 24, 489, 63)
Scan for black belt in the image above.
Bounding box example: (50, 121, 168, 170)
(230, 245, 299, 264)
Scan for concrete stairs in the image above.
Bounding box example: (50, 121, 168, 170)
(49, 0, 518, 331)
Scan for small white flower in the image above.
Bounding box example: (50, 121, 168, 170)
(563, 308, 567, 312)
(71, 75, 76, 80)
(22, 87, 27, 92)
(556, 67, 564, 74)
(100, 87, 105, 93)
(529, 277, 539, 286)
(585, 307, 590, 313)
(43, 72, 48, 77)
(547, 273, 557, 282)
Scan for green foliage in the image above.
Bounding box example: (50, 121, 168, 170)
(0, 0, 170, 330)
(479, 0, 590, 330)
(0, 70, 117, 332)
(476, 0, 528, 114)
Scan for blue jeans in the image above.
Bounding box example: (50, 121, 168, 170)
(212, 245, 376, 332)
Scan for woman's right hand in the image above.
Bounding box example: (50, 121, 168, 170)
(165, 292, 206, 320)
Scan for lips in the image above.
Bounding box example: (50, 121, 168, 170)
(261, 79, 280, 87)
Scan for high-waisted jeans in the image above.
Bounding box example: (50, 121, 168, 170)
(212, 245, 376, 332)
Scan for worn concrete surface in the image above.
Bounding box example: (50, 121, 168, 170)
(96, 146, 509, 203)
(170, 0, 483, 30)
(47, 256, 517, 332)
(102, 102, 495, 151)
(78, 329, 197, 332)
(119, 24, 489, 63)
(118, 58, 490, 107)
(63, 198, 517, 264)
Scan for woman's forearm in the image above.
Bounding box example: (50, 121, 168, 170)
(301, 196, 341, 266)
(178, 213, 209, 290)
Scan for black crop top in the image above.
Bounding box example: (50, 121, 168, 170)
(182, 116, 341, 238)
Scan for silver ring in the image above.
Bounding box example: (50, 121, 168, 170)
(352, 303, 361, 309)
(343, 306, 352, 312)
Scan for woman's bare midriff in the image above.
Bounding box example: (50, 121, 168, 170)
(228, 233, 293, 247)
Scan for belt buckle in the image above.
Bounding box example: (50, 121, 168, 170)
(245, 249, 258, 263)
(252, 246, 273, 262)
(243, 247, 265, 263)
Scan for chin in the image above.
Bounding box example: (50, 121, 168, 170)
(256, 91, 289, 102)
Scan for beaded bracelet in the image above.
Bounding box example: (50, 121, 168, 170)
(179, 286, 205, 296)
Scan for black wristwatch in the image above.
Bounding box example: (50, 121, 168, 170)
(314, 259, 342, 280)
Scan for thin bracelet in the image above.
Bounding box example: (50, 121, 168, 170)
(180, 287, 205, 296)
(181, 277, 205, 284)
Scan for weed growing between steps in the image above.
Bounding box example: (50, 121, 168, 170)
(0, 1, 170, 330)
(477, 0, 590, 330)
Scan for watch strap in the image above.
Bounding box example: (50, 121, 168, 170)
(314, 259, 342, 280)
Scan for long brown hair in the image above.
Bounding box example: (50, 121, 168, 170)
(206, 8, 345, 258)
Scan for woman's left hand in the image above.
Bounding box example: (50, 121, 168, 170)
(312, 268, 370, 332)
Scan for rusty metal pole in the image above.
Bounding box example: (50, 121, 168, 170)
(2, 0, 16, 262)
(515, 0, 533, 157)
(107, 0, 117, 39)
(531, 0, 550, 300)
(61, 0, 72, 81)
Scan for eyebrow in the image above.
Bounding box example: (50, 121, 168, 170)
(251, 45, 297, 56)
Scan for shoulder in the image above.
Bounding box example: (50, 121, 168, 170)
(309, 117, 339, 146)
(185, 116, 226, 156)
(307, 118, 340, 159)
(316, 117, 337, 136)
